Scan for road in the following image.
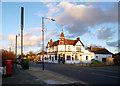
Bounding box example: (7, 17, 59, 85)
(30, 63, 120, 85)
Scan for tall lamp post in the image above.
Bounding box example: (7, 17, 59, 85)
(15, 34, 20, 57)
(42, 17, 55, 71)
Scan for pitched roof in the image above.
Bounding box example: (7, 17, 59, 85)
(52, 40, 59, 46)
(37, 50, 47, 55)
(65, 39, 76, 45)
(47, 39, 84, 47)
(93, 49, 113, 54)
(60, 29, 64, 38)
(91, 47, 106, 52)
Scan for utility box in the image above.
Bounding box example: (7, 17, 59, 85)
(22, 59, 29, 70)
(6, 60, 12, 75)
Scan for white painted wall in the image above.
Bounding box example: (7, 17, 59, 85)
(95, 54, 112, 61)
(46, 40, 95, 64)
(58, 45, 65, 51)
(54, 46, 58, 52)
(76, 41, 82, 45)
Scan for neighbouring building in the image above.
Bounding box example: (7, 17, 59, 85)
(88, 45, 113, 62)
(36, 51, 48, 62)
(46, 29, 95, 64)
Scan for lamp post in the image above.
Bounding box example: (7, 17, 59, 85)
(42, 17, 55, 71)
(15, 34, 20, 57)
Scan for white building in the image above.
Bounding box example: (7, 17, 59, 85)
(46, 29, 95, 64)
(88, 45, 113, 62)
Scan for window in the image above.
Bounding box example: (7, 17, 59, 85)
(86, 56, 88, 60)
(68, 46, 71, 51)
(76, 46, 81, 51)
(102, 58, 106, 62)
(71, 56, 73, 60)
(66, 55, 71, 60)
(96, 56, 98, 59)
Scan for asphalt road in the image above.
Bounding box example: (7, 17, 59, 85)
(30, 63, 120, 85)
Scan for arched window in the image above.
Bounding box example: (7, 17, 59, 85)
(66, 55, 71, 60)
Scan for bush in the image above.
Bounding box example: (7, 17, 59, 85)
(22, 59, 29, 70)
(113, 55, 120, 65)
(1, 50, 16, 66)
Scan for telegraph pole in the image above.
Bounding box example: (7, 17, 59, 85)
(15, 35, 17, 56)
(21, 7, 24, 59)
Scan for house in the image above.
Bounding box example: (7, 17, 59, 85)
(46, 29, 95, 64)
(36, 51, 48, 62)
(88, 45, 113, 62)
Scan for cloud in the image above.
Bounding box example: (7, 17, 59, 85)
(26, 27, 41, 32)
(23, 32, 41, 46)
(37, 3, 59, 18)
(45, 30, 58, 41)
(46, 3, 59, 18)
(1, 28, 58, 48)
(0, 34, 15, 42)
(106, 40, 120, 47)
(97, 28, 116, 40)
(56, 1, 117, 36)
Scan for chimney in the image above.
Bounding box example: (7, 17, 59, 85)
(77, 37, 80, 41)
(50, 39, 52, 42)
(90, 44, 92, 51)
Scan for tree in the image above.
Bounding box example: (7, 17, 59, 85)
(1, 49, 16, 66)
(113, 55, 120, 65)
(28, 51, 36, 56)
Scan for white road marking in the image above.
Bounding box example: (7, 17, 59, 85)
(91, 72, 120, 78)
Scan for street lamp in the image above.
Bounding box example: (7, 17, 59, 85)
(15, 34, 20, 57)
(42, 17, 55, 52)
(42, 17, 55, 71)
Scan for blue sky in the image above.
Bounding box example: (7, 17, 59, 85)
(1, 2, 119, 54)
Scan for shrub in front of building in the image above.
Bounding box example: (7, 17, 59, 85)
(113, 55, 120, 65)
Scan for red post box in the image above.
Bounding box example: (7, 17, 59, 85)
(7, 60, 12, 75)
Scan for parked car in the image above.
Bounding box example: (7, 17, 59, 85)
(37, 60, 42, 64)
(33, 60, 37, 63)
(91, 60, 101, 64)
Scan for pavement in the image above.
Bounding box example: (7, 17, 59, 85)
(2, 64, 88, 86)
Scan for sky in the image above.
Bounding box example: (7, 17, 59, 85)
(0, 1, 119, 54)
